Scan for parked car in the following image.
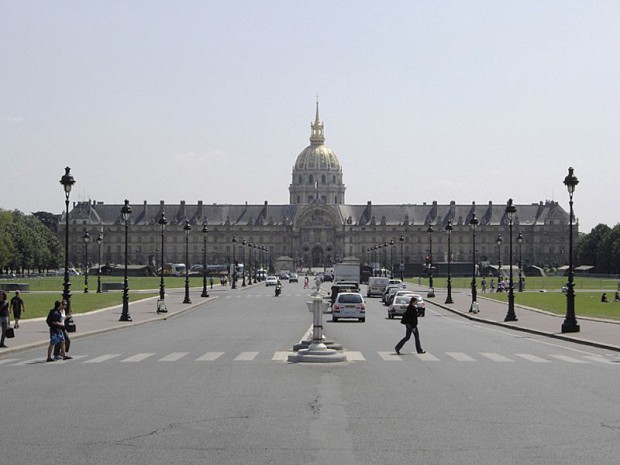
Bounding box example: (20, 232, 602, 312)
(388, 293, 426, 318)
(265, 275, 278, 286)
(332, 292, 366, 322)
(288, 272, 299, 283)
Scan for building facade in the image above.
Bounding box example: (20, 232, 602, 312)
(61, 104, 575, 274)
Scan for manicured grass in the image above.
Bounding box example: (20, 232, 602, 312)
(414, 276, 619, 291)
(1, 275, 208, 292)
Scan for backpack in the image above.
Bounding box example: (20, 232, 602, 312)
(46, 309, 56, 328)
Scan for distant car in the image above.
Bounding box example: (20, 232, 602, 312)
(288, 272, 299, 283)
(382, 283, 406, 304)
(278, 271, 290, 280)
(386, 290, 415, 307)
(265, 276, 278, 286)
(322, 273, 334, 282)
(388, 293, 426, 318)
(332, 292, 366, 322)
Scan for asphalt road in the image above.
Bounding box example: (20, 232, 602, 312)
(2, 282, 619, 465)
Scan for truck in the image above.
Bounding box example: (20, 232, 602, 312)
(333, 262, 361, 285)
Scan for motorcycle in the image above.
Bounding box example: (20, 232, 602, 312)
(275, 284, 282, 297)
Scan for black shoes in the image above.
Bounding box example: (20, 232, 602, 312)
(417, 350, 426, 354)
(394, 347, 401, 355)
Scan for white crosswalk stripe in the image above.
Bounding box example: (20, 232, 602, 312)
(121, 353, 156, 362)
(515, 353, 550, 363)
(272, 351, 290, 361)
(196, 352, 224, 361)
(583, 355, 615, 364)
(234, 351, 259, 361)
(84, 354, 122, 363)
(549, 354, 589, 363)
(344, 351, 365, 361)
(378, 351, 401, 361)
(158, 352, 189, 362)
(480, 352, 514, 362)
(447, 352, 477, 362)
(0, 359, 19, 365)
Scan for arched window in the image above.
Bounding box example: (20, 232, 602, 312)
(321, 174, 326, 184)
(309, 174, 314, 185)
(332, 175, 336, 183)
(298, 175, 302, 184)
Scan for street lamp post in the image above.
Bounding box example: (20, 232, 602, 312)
(158, 212, 168, 300)
(496, 234, 503, 290)
(96, 232, 103, 293)
(201, 221, 209, 298)
(231, 235, 237, 289)
(562, 167, 580, 333)
(517, 232, 524, 292)
(183, 220, 192, 304)
(504, 199, 518, 322)
(469, 213, 479, 312)
(119, 199, 132, 322)
(399, 235, 404, 281)
(427, 225, 435, 298)
(445, 220, 454, 304)
(242, 239, 247, 287)
(383, 242, 388, 276)
(389, 239, 395, 278)
(83, 230, 90, 293)
(60, 167, 75, 313)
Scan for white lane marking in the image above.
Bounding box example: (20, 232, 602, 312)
(417, 352, 440, 361)
(158, 352, 189, 362)
(196, 352, 225, 361)
(378, 351, 402, 361)
(549, 354, 589, 364)
(121, 353, 156, 362)
(446, 352, 477, 362)
(12, 358, 42, 366)
(0, 359, 19, 365)
(272, 351, 290, 361)
(480, 352, 514, 362)
(515, 354, 550, 363)
(583, 356, 615, 364)
(344, 351, 365, 361)
(234, 351, 259, 361)
(83, 354, 122, 364)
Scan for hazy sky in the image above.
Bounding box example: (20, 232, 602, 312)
(2, 1, 618, 233)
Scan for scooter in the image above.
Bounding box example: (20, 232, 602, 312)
(275, 284, 282, 297)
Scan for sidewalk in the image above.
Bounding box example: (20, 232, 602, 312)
(413, 285, 620, 352)
(0, 286, 232, 356)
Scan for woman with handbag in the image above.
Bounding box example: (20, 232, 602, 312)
(395, 296, 425, 355)
(0, 291, 10, 348)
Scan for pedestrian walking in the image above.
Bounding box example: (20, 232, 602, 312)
(481, 277, 487, 293)
(46, 300, 71, 362)
(394, 296, 425, 355)
(0, 291, 10, 348)
(490, 279, 495, 293)
(10, 290, 25, 328)
(210, 276, 214, 289)
(53, 300, 71, 359)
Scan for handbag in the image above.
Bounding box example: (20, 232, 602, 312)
(65, 317, 76, 333)
(5, 327, 15, 338)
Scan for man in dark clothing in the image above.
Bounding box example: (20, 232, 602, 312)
(10, 290, 25, 328)
(395, 296, 425, 355)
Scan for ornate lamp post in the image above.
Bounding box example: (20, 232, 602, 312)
(517, 232, 524, 292)
(399, 235, 404, 281)
(383, 242, 388, 276)
(119, 199, 132, 322)
(183, 220, 192, 304)
(445, 220, 454, 304)
(496, 234, 503, 289)
(469, 213, 479, 312)
(562, 167, 580, 333)
(158, 212, 168, 300)
(389, 239, 395, 278)
(427, 225, 435, 298)
(201, 221, 209, 298)
(83, 230, 90, 293)
(59, 167, 75, 313)
(96, 231, 103, 293)
(504, 199, 518, 322)
(242, 239, 247, 287)
(231, 235, 237, 289)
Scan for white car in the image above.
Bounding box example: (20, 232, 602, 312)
(388, 293, 426, 318)
(265, 276, 278, 286)
(332, 292, 366, 322)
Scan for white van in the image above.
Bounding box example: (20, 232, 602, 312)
(367, 277, 390, 297)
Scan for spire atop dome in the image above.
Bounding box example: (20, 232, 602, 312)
(309, 98, 325, 146)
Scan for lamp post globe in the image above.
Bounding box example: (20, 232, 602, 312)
(60, 167, 75, 313)
(445, 220, 454, 304)
(504, 199, 518, 322)
(427, 225, 435, 298)
(469, 213, 479, 312)
(183, 220, 192, 304)
(119, 199, 132, 322)
(201, 221, 209, 297)
(562, 167, 580, 333)
(96, 232, 103, 293)
(83, 230, 90, 293)
(158, 212, 168, 300)
(517, 232, 524, 292)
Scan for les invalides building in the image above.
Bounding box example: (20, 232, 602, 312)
(61, 103, 573, 275)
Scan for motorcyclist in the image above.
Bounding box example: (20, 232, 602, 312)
(275, 279, 282, 297)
